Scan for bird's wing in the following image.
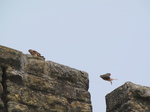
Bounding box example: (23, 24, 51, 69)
(105, 73, 111, 76)
(100, 73, 110, 80)
(33, 50, 41, 56)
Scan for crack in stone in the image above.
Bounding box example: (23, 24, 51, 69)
(1, 67, 8, 112)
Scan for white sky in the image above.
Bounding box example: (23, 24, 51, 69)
(1, 0, 150, 112)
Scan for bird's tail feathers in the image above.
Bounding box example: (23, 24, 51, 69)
(113, 79, 118, 80)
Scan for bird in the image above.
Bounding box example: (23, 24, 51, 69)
(28, 49, 45, 59)
(100, 73, 117, 85)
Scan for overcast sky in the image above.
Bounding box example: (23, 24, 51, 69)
(1, 0, 150, 112)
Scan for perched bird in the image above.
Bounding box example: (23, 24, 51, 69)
(28, 49, 45, 59)
(100, 73, 117, 85)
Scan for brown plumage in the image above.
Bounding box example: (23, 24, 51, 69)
(100, 73, 117, 85)
(28, 49, 45, 59)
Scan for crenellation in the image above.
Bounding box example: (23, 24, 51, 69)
(106, 82, 150, 112)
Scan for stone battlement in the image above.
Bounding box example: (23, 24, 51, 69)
(106, 82, 150, 112)
(0, 45, 92, 112)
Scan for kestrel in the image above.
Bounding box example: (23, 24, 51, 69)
(100, 73, 117, 85)
(28, 49, 45, 59)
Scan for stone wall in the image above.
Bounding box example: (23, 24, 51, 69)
(0, 45, 92, 112)
(106, 82, 150, 112)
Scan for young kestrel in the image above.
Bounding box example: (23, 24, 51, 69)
(28, 49, 45, 59)
(100, 73, 117, 85)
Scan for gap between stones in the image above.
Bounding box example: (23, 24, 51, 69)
(1, 67, 8, 112)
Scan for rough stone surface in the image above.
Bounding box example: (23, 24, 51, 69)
(0, 45, 92, 112)
(106, 81, 150, 112)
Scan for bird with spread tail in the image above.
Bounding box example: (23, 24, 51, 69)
(28, 49, 45, 59)
(100, 73, 117, 85)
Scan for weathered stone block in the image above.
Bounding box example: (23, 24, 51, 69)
(25, 59, 46, 77)
(71, 101, 92, 112)
(75, 88, 91, 103)
(77, 71, 89, 91)
(40, 95, 68, 112)
(49, 61, 89, 90)
(25, 74, 57, 93)
(7, 81, 40, 108)
(106, 82, 150, 112)
(49, 61, 78, 82)
(7, 101, 29, 112)
(0, 45, 22, 70)
(6, 67, 24, 86)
